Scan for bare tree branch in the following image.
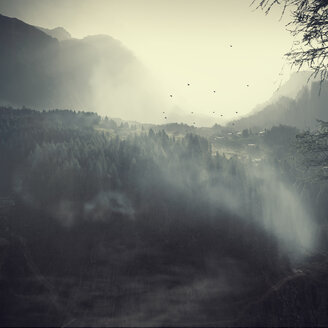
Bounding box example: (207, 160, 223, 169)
(253, 0, 328, 82)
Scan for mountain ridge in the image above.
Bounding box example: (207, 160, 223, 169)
(229, 73, 328, 131)
(36, 26, 71, 41)
(0, 13, 159, 122)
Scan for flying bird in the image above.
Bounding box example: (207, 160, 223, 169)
(170, 94, 173, 97)
(213, 90, 216, 93)
(187, 83, 190, 86)
(236, 111, 238, 114)
(220, 114, 223, 117)
(191, 112, 194, 114)
(246, 84, 249, 87)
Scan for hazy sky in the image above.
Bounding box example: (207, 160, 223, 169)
(0, 0, 295, 123)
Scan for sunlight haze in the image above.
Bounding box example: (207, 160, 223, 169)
(0, 0, 295, 124)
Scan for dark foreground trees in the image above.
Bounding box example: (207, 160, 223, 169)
(0, 107, 328, 326)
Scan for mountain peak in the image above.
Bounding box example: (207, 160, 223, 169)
(36, 26, 71, 41)
(0, 13, 58, 46)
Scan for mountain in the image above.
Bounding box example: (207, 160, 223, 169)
(231, 74, 328, 131)
(270, 71, 315, 103)
(0, 14, 59, 108)
(36, 26, 71, 41)
(0, 14, 160, 122)
(246, 71, 315, 118)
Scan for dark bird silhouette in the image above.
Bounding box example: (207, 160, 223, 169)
(170, 94, 173, 97)
(213, 90, 216, 93)
(246, 84, 249, 87)
(187, 83, 190, 86)
(165, 117, 167, 119)
(191, 112, 194, 114)
(193, 122, 196, 125)
(213, 112, 215, 114)
(230, 45, 232, 47)
(221, 115, 223, 117)
(236, 111, 238, 114)
(163, 111, 165, 113)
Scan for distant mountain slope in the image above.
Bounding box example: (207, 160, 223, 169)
(270, 71, 314, 103)
(36, 26, 71, 41)
(247, 71, 315, 116)
(232, 77, 328, 131)
(0, 14, 160, 122)
(0, 14, 57, 47)
(0, 14, 59, 107)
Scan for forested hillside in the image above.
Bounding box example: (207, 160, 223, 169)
(232, 80, 328, 131)
(1, 107, 328, 326)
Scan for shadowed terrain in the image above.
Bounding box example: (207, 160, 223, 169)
(0, 107, 328, 326)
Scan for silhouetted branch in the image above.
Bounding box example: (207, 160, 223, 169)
(253, 0, 328, 81)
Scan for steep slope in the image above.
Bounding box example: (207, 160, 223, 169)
(270, 71, 314, 103)
(232, 78, 328, 131)
(0, 14, 159, 121)
(36, 26, 71, 41)
(0, 14, 59, 107)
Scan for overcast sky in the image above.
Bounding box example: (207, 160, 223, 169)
(0, 0, 295, 123)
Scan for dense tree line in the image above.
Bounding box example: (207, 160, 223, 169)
(1, 107, 328, 326)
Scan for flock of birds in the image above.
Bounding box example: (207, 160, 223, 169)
(163, 82, 250, 126)
(161, 42, 290, 127)
(161, 44, 252, 126)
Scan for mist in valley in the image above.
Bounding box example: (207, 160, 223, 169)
(1, 1, 328, 327)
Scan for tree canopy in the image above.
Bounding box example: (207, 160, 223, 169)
(254, 0, 328, 81)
